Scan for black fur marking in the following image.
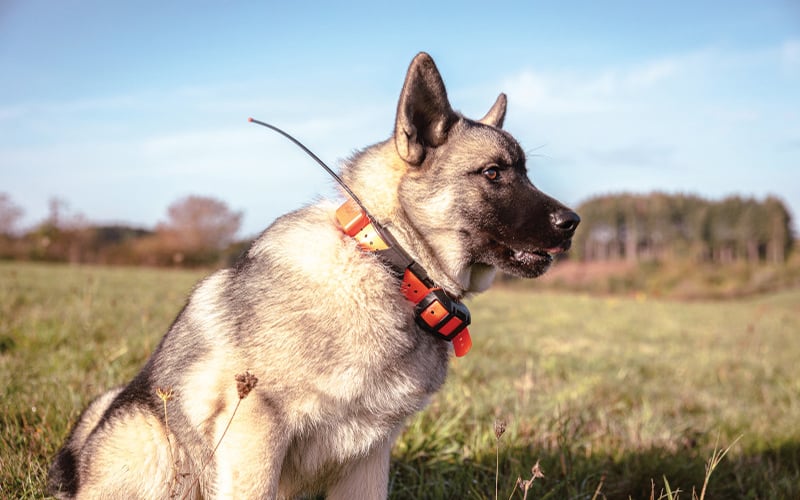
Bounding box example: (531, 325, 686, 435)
(47, 387, 126, 497)
(47, 447, 79, 497)
(98, 368, 160, 428)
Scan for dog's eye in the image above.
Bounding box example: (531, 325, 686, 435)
(483, 166, 500, 182)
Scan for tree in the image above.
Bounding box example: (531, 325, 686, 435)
(0, 193, 24, 236)
(574, 192, 793, 264)
(764, 196, 793, 263)
(158, 196, 242, 253)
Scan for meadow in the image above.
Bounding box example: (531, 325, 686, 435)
(2, 262, 799, 499)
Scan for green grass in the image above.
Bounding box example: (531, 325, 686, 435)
(2, 262, 800, 498)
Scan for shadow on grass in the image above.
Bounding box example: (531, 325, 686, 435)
(7, 415, 800, 499)
(388, 441, 800, 499)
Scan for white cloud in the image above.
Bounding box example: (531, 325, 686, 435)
(499, 53, 693, 117)
(781, 38, 800, 72)
(500, 70, 611, 114)
(140, 129, 254, 157)
(625, 59, 681, 88)
(0, 104, 27, 122)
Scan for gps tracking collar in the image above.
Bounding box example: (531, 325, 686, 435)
(334, 198, 472, 356)
(249, 118, 473, 356)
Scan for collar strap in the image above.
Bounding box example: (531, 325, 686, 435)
(336, 198, 472, 357)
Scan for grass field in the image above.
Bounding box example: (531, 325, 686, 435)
(2, 262, 800, 499)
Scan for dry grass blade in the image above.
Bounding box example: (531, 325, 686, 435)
(156, 387, 180, 496)
(695, 434, 742, 500)
(508, 460, 545, 500)
(494, 419, 506, 500)
(590, 473, 605, 500)
(179, 371, 258, 500)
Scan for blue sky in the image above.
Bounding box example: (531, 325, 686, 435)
(1, 1, 798, 236)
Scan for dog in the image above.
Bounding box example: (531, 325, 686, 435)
(48, 52, 579, 499)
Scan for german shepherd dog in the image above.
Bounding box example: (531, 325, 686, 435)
(48, 52, 579, 499)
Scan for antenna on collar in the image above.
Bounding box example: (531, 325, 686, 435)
(248, 116, 413, 273)
(248, 117, 368, 214)
(248, 117, 472, 356)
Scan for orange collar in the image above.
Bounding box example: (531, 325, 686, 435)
(335, 198, 472, 357)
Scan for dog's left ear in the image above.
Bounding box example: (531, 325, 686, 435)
(395, 52, 457, 166)
(478, 93, 507, 129)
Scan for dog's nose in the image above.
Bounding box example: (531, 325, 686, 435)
(551, 210, 580, 233)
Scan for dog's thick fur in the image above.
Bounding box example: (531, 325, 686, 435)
(48, 52, 579, 499)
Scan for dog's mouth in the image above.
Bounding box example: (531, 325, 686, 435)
(510, 248, 553, 266)
(491, 239, 572, 278)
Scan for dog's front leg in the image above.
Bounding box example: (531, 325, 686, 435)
(209, 397, 289, 499)
(326, 427, 400, 500)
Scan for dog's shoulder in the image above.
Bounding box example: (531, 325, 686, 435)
(233, 200, 441, 358)
(243, 202, 394, 289)
(247, 203, 343, 266)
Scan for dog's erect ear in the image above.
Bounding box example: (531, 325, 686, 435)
(478, 93, 507, 129)
(395, 52, 457, 166)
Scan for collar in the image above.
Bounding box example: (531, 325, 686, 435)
(335, 198, 472, 357)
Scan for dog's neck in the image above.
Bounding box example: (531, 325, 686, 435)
(381, 216, 496, 298)
(335, 196, 473, 356)
(340, 142, 495, 298)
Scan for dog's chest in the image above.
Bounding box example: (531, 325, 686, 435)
(279, 336, 449, 487)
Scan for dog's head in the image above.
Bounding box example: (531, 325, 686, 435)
(394, 53, 579, 283)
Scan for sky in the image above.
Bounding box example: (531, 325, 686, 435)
(1, 0, 799, 237)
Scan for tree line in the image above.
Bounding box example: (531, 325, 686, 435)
(573, 192, 794, 264)
(0, 193, 246, 267)
(1, 191, 794, 268)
